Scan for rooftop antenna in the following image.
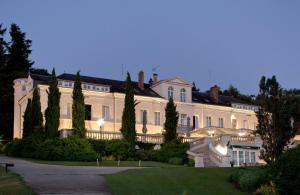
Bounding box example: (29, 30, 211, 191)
(152, 65, 160, 73)
(122, 64, 124, 77)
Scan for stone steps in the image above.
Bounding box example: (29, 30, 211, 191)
(190, 145, 218, 168)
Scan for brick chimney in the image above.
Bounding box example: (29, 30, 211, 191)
(210, 85, 219, 103)
(153, 73, 158, 83)
(138, 71, 144, 90)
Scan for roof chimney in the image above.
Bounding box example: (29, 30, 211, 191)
(153, 73, 158, 83)
(210, 85, 219, 103)
(138, 71, 144, 90)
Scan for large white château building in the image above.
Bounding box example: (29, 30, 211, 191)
(13, 71, 270, 167)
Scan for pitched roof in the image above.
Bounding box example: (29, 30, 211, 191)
(57, 73, 161, 98)
(30, 73, 248, 106)
(192, 91, 245, 107)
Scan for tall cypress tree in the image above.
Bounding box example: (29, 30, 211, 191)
(0, 23, 33, 140)
(121, 72, 136, 148)
(256, 76, 297, 163)
(31, 87, 44, 134)
(72, 71, 85, 137)
(22, 99, 32, 138)
(0, 24, 7, 139)
(164, 98, 179, 143)
(45, 69, 61, 138)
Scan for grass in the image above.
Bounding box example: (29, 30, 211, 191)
(28, 159, 180, 167)
(0, 166, 33, 195)
(105, 167, 246, 195)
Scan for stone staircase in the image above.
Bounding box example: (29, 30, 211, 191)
(190, 144, 217, 168)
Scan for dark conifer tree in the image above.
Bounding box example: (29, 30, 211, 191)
(164, 98, 179, 143)
(45, 69, 61, 138)
(192, 82, 199, 92)
(120, 72, 137, 148)
(31, 87, 44, 133)
(256, 76, 297, 163)
(72, 71, 85, 137)
(0, 23, 33, 140)
(22, 99, 32, 138)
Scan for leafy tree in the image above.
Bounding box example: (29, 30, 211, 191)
(120, 72, 137, 148)
(164, 98, 179, 143)
(22, 99, 32, 138)
(45, 69, 61, 138)
(31, 87, 44, 133)
(72, 71, 85, 137)
(255, 76, 297, 163)
(0, 23, 33, 140)
(192, 82, 200, 92)
(30, 67, 50, 76)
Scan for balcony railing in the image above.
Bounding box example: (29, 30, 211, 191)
(86, 130, 195, 144)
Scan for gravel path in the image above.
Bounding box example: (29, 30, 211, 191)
(0, 156, 139, 195)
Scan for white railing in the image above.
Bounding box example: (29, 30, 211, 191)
(231, 136, 255, 144)
(86, 130, 194, 144)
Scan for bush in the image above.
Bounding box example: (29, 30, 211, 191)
(254, 182, 279, 195)
(35, 137, 97, 161)
(168, 157, 183, 165)
(268, 145, 300, 195)
(152, 139, 189, 164)
(88, 139, 106, 157)
(5, 139, 25, 157)
(187, 159, 195, 167)
(135, 149, 151, 161)
(230, 167, 268, 192)
(105, 139, 132, 160)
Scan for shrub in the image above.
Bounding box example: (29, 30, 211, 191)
(88, 139, 106, 156)
(268, 145, 300, 195)
(105, 139, 132, 160)
(136, 142, 155, 150)
(254, 182, 279, 195)
(35, 137, 97, 161)
(187, 159, 195, 167)
(168, 157, 183, 165)
(5, 139, 25, 157)
(152, 139, 189, 164)
(135, 149, 150, 161)
(230, 167, 268, 192)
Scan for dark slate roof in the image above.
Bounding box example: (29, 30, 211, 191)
(192, 91, 245, 107)
(30, 73, 247, 106)
(57, 73, 161, 98)
(30, 74, 51, 86)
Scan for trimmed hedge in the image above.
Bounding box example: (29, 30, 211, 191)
(5, 136, 97, 161)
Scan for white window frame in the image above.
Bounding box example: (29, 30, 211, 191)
(102, 105, 110, 121)
(206, 116, 212, 127)
(154, 112, 160, 126)
(168, 86, 174, 99)
(218, 117, 224, 128)
(180, 88, 186, 102)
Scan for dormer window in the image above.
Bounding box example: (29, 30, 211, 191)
(168, 86, 173, 99)
(180, 88, 186, 102)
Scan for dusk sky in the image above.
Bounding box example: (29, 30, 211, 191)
(1, 0, 299, 94)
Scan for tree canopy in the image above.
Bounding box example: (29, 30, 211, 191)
(255, 76, 297, 163)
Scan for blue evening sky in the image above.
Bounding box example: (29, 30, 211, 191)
(1, 0, 299, 94)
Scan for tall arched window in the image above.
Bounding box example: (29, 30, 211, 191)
(180, 88, 186, 102)
(168, 86, 173, 99)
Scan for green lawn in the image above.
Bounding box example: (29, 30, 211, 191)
(29, 159, 179, 167)
(105, 167, 246, 195)
(0, 166, 33, 195)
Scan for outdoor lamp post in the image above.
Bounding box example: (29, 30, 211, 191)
(97, 118, 105, 132)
